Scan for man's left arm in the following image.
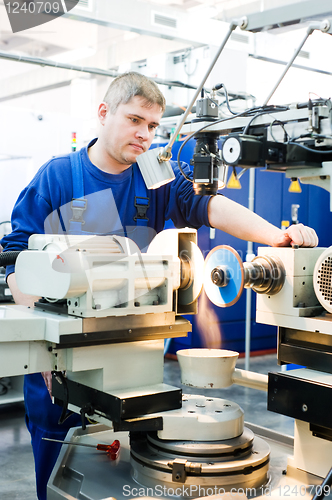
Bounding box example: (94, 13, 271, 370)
(208, 195, 318, 248)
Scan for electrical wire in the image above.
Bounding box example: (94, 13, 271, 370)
(214, 83, 238, 115)
(243, 107, 289, 135)
(287, 141, 332, 154)
(176, 109, 253, 182)
(177, 103, 290, 177)
(236, 167, 249, 180)
(269, 120, 290, 143)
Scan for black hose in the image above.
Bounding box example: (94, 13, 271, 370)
(0, 251, 21, 267)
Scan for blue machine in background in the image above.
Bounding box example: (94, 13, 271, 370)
(154, 138, 332, 355)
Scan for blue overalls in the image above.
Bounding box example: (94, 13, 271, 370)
(26, 151, 150, 500)
(69, 149, 150, 238)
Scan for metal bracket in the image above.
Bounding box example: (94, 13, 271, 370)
(171, 459, 187, 483)
(169, 458, 202, 483)
(134, 196, 150, 221)
(70, 198, 88, 224)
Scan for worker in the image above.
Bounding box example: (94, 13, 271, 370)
(0, 72, 318, 500)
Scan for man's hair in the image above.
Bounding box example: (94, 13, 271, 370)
(103, 72, 166, 114)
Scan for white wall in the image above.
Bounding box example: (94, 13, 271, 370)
(0, 105, 73, 221)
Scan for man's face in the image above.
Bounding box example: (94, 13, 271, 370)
(99, 95, 163, 167)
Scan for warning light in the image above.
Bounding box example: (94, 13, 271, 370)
(72, 132, 77, 152)
(288, 178, 302, 193)
(227, 171, 241, 189)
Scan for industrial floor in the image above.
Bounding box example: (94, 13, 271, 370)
(0, 353, 293, 500)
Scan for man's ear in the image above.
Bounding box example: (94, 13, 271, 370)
(98, 102, 109, 123)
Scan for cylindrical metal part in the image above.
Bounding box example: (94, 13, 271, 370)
(243, 255, 285, 295)
(179, 255, 192, 291)
(211, 265, 230, 287)
(232, 368, 268, 392)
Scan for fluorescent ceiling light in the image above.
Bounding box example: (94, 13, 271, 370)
(49, 46, 96, 63)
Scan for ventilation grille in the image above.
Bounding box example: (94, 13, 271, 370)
(230, 33, 249, 44)
(77, 0, 92, 10)
(317, 257, 332, 305)
(152, 12, 177, 30)
(173, 53, 186, 65)
(299, 50, 310, 59)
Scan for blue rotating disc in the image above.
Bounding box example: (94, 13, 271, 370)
(204, 246, 244, 307)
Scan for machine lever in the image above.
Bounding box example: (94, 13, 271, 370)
(42, 437, 120, 460)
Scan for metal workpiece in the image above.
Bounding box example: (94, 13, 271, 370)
(210, 265, 230, 288)
(244, 255, 285, 295)
(204, 245, 286, 308)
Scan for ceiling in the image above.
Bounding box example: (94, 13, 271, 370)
(0, 0, 330, 106)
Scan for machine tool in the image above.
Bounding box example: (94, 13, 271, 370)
(201, 244, 332, 486)
(0, 229, 273, 498)
(1, 228, 332, 499)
